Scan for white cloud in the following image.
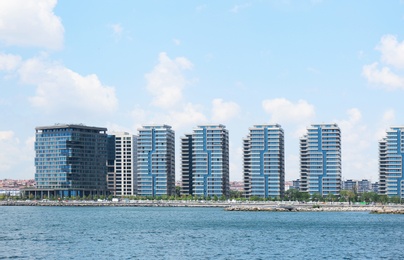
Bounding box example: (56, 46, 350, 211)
(363, 35, 404, 90)
(211, 98, 240, 123)
(285, 154, 300, 181)
(307, 66, 320, 74)
(335, 108, 377, 180)
(130, 107, 148, 131)
(130, 102, 208, 132)
(337, 108, 363, 143)
(362, 62, 404, 89)
(0, 131, 34, 179)
(377, 35, 404, 69)
(173, 38, 181, 46)
(18, 57, 118, 115)
(145, 52, 193, 109)
(109, 23, 123, 41)
(229, 143, 243, 181)
(262, 98, 315, 124)
(0, 0, 64, 50)
(106, 122, 132, 135)
(382, 109, 395, 122)
(375, 109, 396, 140)
(0, 53, 22, 71)
(166, 103, 208, 130)
(0, 131, 14, 141)
(196, 4, 207, 12)
(230, 3, 251, 13)
(310, 0, 323, 4)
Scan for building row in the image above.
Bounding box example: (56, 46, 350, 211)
(26, 123, 404, 199)
(289, 179, 378, 194)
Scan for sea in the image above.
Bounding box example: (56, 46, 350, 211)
(1, 206, 404, 259)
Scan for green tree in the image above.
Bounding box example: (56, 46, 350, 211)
(175, 186, 181, 197)
(340, 190, 356, 204)
(360, 192, 379, 203)
(301, 192, 310, 201)
(311, 192, 323, 202)
(249, 196, 261, 201)
(378, 195, 388, 204)
(229, 190, 243, 199)
(284, 188, 309, 201)
(389, 196, 401, 204)
(325, 193, 336, 202)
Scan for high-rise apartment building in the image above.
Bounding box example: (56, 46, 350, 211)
(107, 132, 137, 196)
(137, 125, 175, 197)
(31, 124, 108, 198)
(300, 123, 341, 196)
(243, 124, 285, 198)
(342, 179, 372, 193)
(180, 134, 193, 195)
(181, 125, 229, 197)
(378, 138, 387, 195)
(379, 127, 404, 198)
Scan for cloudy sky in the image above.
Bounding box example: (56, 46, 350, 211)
(0, 0, 403, 182)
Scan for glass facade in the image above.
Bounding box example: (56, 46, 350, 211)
(137, 125, 175, 197)
(300, 123, 341, 195)
(379, 127, 404, 198)
(243, 124, 285, 198)
(34, 124, 108, 197)
(181, 125, 229, 197)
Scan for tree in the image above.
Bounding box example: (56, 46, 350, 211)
(229, 190, 243, 199)
(175, 186, 181, 197)
(360, 192, 379, 203)
(378, 195, 388, 204)
(389, 196, 401, 204)
(340, 190, 356, 204)
(301, 192, 310, 201)
(311, 192, 323, 202)
(325, 193, 336, 202)
(284, 188, 309, 201)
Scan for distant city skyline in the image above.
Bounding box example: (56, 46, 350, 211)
(1, 1, 404, 182)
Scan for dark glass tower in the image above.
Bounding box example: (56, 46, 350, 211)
(33, 124, 108, 198)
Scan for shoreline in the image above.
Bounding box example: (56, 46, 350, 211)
(1, 200, 404, 213)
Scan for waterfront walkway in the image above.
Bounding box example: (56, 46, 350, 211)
(1, 200, 404, 213)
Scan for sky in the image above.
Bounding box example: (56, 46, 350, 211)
(0, 0, 404, 182)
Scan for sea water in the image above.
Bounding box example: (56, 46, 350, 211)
(1, 206, 403, 259)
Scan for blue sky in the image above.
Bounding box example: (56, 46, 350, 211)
(1, 0, 404, 182)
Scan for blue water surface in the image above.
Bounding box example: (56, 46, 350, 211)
(1, 206, 403, 259)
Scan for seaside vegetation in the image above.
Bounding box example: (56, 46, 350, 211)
(3, 187, 402, 205)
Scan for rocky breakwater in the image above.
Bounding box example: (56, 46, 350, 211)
(225, 205, 386, 212)
(225, 205, 297, 212)
(0, 200, 233, 208)
(370, 207, 404, 214)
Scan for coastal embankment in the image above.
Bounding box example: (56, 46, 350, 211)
(1, 200, 404, 213)
(225, 204, 404, 214)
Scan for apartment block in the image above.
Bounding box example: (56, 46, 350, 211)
(181, 125, 229, 197)
(137, 125, 175, 197)
(379, 127, 404, 198)
(243, 124, 285, 198)
(300, 123, 341, 195)
(107, 132, 137, 196)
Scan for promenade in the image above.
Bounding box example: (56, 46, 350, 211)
(1, 200, 404, 213)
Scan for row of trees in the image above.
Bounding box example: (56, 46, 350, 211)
(3, 187, 403, 204)
(283, 188, 397, 204)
